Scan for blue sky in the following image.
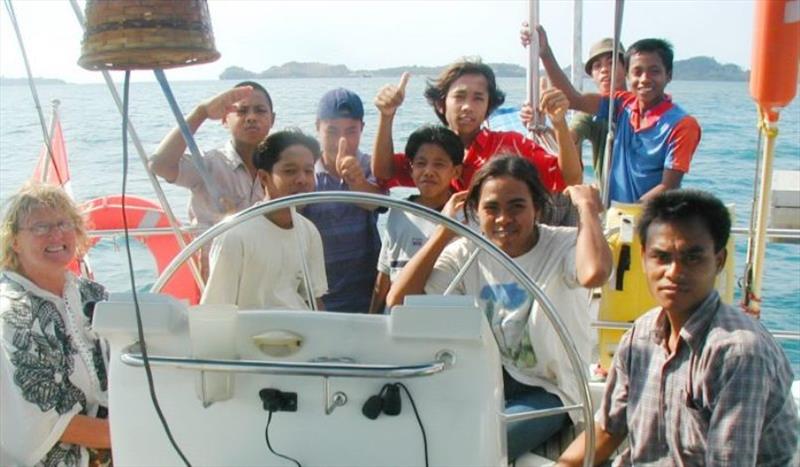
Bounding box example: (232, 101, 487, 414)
(0, 0, 755, 83)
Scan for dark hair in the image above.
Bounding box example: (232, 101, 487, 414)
(404, 125, 464, 165)
(626, 38, 674, 74)
(464, 155, 550, 223)
(235, 80, 274, 112)
(254, 128, 321, 173)
(424, 58, 506, 126)
(638, 189, 731, 252)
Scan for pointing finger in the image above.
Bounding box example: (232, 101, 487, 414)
(539, 76, 550, 94)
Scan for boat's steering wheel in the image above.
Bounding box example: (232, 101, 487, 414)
(151, 191, 595, 466)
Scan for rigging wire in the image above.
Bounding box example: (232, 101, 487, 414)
(2, 0, 65, 185)
(121, 71, 192, 466)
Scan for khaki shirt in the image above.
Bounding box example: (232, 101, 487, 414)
(174, 141, 264, 228)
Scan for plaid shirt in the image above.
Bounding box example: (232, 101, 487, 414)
(599, 291, 798, 466)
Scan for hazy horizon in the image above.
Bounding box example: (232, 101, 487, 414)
(1, 1, 757, 84)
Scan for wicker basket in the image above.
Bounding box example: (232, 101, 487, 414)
(79, 0, 220, 71)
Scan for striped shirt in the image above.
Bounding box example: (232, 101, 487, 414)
(302, 152, 381, 313)
(599, 291, 798, 466)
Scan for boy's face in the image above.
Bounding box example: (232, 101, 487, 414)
(627, 51, 671, 109)
(437, 73, 489, 139)
(316, 118, 364, 160)
(590, 53, 627, 95)
(223, 91, 274, 148)
(259, 144, 316, 199)
(642, 219, 726, 317)
(409, 143, 462, 199)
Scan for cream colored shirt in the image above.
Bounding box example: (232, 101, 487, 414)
(174, 141, 264, 228)
(201, 212, 328, 310)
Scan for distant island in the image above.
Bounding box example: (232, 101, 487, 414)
(220, 56, 749, 82)
(0, 76, 67, 86)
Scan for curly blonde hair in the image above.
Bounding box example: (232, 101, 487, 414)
(0, 183, 88, 272)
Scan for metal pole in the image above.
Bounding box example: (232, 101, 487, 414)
(571, 0, 584, 92)
(3, 0, 64, 185)
(527, 0, 543, 132)
(291, 207, 317, 311)
(600, 0, 625, 209)
(67, 0, 205, 292)
(744, 116, 778, 315)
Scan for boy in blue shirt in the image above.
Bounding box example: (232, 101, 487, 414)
(303, 88, 384, 313)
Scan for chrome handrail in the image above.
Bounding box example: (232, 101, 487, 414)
(502, 404, 585, 423)
(120, 344, 448, 379)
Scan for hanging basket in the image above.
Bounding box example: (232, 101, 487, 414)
(78, 0, 220, 71)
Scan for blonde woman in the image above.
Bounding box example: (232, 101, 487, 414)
(0, 183, 110, 466)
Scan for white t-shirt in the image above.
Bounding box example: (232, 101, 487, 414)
(378, 206, 438, 282)
(425, 225, 591, 418)
(201, 212, 328, 310)
(1, 271, 108, 466)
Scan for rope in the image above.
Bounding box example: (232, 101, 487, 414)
(2, 0, 65, 185)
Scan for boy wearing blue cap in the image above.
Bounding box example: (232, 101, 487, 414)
(303, 88, 384, 313)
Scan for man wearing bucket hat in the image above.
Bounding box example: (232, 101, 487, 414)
(524, 26, 701, 204)
(303, 88, 384, 314)
(568, 38, 628, 180)
(521, 31, 627, 182)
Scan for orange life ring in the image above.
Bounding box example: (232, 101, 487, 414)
(81, 195, 200, 304)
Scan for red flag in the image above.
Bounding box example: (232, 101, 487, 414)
(31, 116, 72, 196)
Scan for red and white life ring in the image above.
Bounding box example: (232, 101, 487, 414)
(81, 195, 200, 304)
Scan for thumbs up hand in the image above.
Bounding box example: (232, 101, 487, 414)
(374, 72, 410, 117)
(335, 137, 366, 188)
(539, 77, 568, 125)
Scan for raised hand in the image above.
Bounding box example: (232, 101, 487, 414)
(336, 137, 366, 186)
(374, 72, 410, 117)
(539, 77, 568, 125)
(200, 86, 254, 120)
(519, 22, 551, 57)
(442, 190, 469, 220)
(519, 101, 535, 127)
(563, 184, 603, 216)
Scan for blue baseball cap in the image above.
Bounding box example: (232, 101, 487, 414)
(317, 88, 364, 120)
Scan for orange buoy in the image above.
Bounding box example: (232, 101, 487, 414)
(750, 0, 800, 121)
(82, 195, 200, 304)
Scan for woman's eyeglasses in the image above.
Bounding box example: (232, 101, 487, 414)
(19, 220, 76, 237)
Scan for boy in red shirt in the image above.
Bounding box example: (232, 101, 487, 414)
(371, 59, 582, 200)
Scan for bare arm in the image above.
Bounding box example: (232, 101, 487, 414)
(556, 424, 626, 467)
(372, 73, 410, 181)
(386, 227, 454, 307)
(369, 272, 391, 314)
(541, 86, 583, 186)
(149, 86, 254, 182)
(638, 169, 684, 202)
(386, 191, 467, 307)
(60, 414, 111, 450)
(566, 185, 612, 287)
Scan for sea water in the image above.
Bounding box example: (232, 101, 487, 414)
(1, 77, 798, 371)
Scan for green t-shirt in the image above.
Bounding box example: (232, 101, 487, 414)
(570, 112, 608, 180)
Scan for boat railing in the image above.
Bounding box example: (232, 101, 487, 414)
(90, 225, 800, 242)
(120, 343, 452, 379)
